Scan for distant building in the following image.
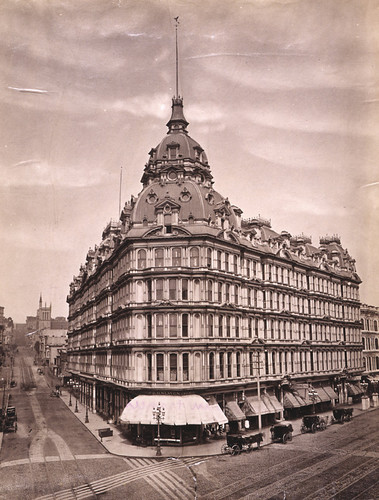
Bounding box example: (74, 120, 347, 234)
(20, 295, 68, 368)
(66, 95, 363, 446)
(361, 304, 379, 392)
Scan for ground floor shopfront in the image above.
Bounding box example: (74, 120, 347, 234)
(68, 372, 363, 446)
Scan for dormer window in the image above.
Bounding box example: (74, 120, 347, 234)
(168, 145, 179, 159)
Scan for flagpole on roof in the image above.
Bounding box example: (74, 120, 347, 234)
(174, 16, 180, 97)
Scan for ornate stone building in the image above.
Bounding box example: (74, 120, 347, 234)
(361, 304, 379, 392)
(67, 96, 363, 445)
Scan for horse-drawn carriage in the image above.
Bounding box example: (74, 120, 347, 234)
(221, 432, 264, 456)
(331, 407, 353, 424)
(1, 406, 17, 433)
(270, 423, 293, 444)
(300, 414, 327, 433)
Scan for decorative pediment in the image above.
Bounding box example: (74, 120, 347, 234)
(154, 198, 181, 213)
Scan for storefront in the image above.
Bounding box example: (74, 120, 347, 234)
(119, 394, 228, 446)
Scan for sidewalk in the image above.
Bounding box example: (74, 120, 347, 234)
(59, 390, 379, 459)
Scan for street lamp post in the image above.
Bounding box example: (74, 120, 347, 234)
(152, 402, 165, 456)
(308, 387, 318, 414)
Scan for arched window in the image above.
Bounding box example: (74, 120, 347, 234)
(236, 352, 241, 377)
(172, 247, 182, 267)
(155, 248, 164, 267)
(224, 253, 229, 272)
(227, 352, 232, 377)
(190, 247, 199, 267)
(375, 338, 379, 350)
(219, 315, 223, 337)
(374, 320, 378, 332)
(209, 352, 215, 379)
(137, 249, 146, 269)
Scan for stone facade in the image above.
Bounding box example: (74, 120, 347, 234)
(67, 97, 363, 441)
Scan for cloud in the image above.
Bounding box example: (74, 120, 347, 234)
(4, 160, 108, 188)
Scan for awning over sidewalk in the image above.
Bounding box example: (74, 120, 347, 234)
(119, 394, 228, 426)
(322, 386, 338, 400)
(261, 393, 283, 413)
(314, 387, 331, 402)
(243, 396, 271, 416)
(283, 392, 305, 408)
(347, 383, 363, 396)
(225, 401, 246, 421)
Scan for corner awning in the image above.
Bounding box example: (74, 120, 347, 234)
(323, 386, 338, 400)
(119, 395, 228, 426)
(243, 396, 270, 416)
(225, 401, 246, 421)
(261, 393, 283, 413)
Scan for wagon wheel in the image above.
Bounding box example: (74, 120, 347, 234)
(300, 425, 307, 434)
(287, 432, 292, 442)
(320, 422, 326, 431)
(231, 444, 240, 456)
(221, 444, 229, 455)
(15, 422, 17, 432)
(256, 440, 261, 450)
(282, 433, 288, 444)
(311, 423, 316, 434)
(246, 444, 253, 453)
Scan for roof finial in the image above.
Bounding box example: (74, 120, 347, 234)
(174, 16, 180, 98)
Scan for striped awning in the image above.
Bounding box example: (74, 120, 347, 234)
(323, 386, 338, 400)
(284, 392, 303, 408)
(261, 393, 283, 413)
(314, 387, 331, 402)
(120, 394, 228, 426)
(225, 401, 246, 421)
(347, 383, 363, 396)
(243, 396, 271, 416)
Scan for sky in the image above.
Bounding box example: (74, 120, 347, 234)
(1, 0, 378, 323)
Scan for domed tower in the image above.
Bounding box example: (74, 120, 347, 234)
(126, 96, 241, 234)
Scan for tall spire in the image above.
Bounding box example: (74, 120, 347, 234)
(174, 16, 180, 98)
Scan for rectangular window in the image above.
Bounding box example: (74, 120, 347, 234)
(182, 314, 188, 337)
(225, 283, 230, 302)
(182, 279, 188, 300)
(219, 315, 223, 337)
(227, 352, 232, 377)
(208, 315, 213, 337)
(170, 354, 177, 381)
(156, 279, 164, 300)
(169, 314, 177, 337)
(155, 248, 164, 267)
(147, 313, 152, 338)
(219, 352, 224, 378)
(172, 248, 181, 266)
(217, 251, 222, 270)
(207, 248, 212, 268)
(207, 280, 213, 302)
(147, 353, 152, 381)
(233, 255, 238, 274)
(226, 316, 231, 337)
(235, 317, 240, 337)
(183, 353, 189, 381)
(147, 279, 152, 302)
(156, 353, 164, 381)
(169, 279, 177, 300)
(218, 282, 222, 303)
(224, 253, 229, 272)
(156, 314, 164, 337)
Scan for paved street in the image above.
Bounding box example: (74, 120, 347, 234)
(0, 350, 378, 499)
